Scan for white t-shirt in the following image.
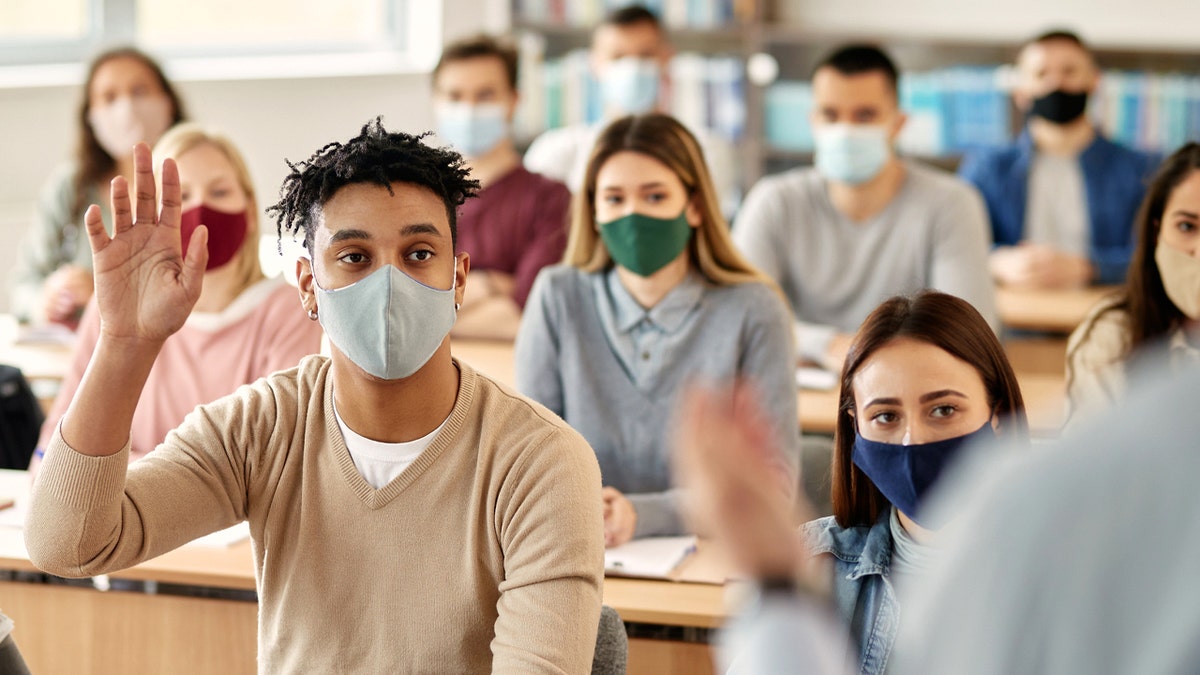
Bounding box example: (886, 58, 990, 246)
(334, 403, 449, 490)
(1024, 152, 1089, 257)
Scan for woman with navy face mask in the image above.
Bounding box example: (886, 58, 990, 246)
(515, 113, 800, 548)
(802, 291, 1028, 674)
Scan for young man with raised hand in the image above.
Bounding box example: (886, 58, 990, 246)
(26, 120, 604, 673)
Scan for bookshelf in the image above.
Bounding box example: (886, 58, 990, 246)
(511, 1, 1200, 191)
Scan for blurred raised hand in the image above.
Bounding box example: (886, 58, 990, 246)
(86, 142, 208, 344)
(672, 381, 807, 580)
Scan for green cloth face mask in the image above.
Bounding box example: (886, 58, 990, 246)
(598, 209, 694, 277)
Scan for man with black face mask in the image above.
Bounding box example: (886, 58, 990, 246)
(960, 30, 1159, 290)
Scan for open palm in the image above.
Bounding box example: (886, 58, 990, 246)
(85, 143, 208, 343)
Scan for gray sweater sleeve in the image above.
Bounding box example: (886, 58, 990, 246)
(734, 179, 839, 362)
(11, 165, 78, 322)
(513, 270, 565, 418)
(928, 183, 999, 332)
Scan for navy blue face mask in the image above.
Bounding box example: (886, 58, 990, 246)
(851, 421, 995, 528)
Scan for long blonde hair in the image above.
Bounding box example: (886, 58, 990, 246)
(564, 113, 773, 290)
(153, 123, 265, 295)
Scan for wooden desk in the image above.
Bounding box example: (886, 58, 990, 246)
(0, 314, 73, 412)
(996, 286, 1115, 334)
(457, 339, 1070, 438)
(2, 470, 725, 675)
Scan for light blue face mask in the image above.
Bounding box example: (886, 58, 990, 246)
(435, 102, 509, 158)
(600, 57, 660, 114)
(813, 123, 891, 185)
(314, 265, 457, 380)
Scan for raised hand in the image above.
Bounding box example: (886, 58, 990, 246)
(85, 143, 209, 343)
(672, 381, 807, 580)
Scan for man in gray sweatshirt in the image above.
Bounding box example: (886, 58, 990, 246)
(734, 44, 996, 370)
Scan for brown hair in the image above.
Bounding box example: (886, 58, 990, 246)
(563, 113, 773, 290)
(831, 291, 1029, 528)
(152, 123, 265, 295)
(1083, 143, 1200, 355)
(72, 47, 186, 220)
(433, 34, 519, 91)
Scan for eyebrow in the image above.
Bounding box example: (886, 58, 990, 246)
(919, 389, 969, 404)
(600, 182, 667, 191)
(327, 223, 444, 244)
(1169, 210, 1199, 219)
(862, 390, 969, 408)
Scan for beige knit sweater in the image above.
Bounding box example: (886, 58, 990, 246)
(27, 356, 605, 673)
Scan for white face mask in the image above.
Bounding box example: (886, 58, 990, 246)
(88, 95, 173, 159)
(1156, 239, 1200, 320)
(599, 57, 660, 114)
(314, 264, 458, 380)
(812, 123, 891, 185)
(435, 102, 510, 158)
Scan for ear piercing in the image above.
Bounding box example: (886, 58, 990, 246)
(308, 309, 318, 321)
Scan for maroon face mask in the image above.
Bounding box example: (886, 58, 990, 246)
(180, 204, 249, 271)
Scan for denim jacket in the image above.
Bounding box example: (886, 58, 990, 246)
(958, 130, 1160, 284)
(803, 512, 898, 675)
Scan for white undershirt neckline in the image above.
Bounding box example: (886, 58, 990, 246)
(333, 401, 449, 490)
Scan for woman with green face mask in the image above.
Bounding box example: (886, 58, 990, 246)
(514, 113, 801, 547)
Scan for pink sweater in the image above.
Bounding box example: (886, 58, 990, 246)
(38, 277, 322, 460)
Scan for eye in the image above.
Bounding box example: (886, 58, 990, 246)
(602, 194, 623, 206)
(1176, 220, 1198, 234)
(406, 249, 434, 262)
(338, 252, 368, 265)
(870, 411, 898, 425)
(645, 191, 668, 204)
(210, 187, 232, 199)
(930, 405, 957, 419)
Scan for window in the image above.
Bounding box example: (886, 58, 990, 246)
(0, 0, 431, 71)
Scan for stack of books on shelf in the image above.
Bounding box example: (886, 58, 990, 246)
(764, 66, 1200, 159)
(1092, 71, 1200, 154)
(514, 35, 746, 143)
(514, 0, 757, 28)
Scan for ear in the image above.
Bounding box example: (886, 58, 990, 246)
(454, 252, 471, 307)
(888, 111, 908, 144)
(296, 255, 316, 315)
(505, 90, 520, 121)
(685, 196, 702, 228)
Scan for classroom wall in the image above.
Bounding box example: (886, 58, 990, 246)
(0, 0, 510, 314)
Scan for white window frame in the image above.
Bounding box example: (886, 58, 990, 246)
(0, 0, 442, 81)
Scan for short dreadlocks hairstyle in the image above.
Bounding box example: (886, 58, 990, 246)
(270, 117, 479, 252)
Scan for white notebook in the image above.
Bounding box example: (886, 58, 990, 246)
(604, 535, 697, 579)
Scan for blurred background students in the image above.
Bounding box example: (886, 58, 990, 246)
(960, 30, 1160, 289)
(523, 4, 739, 216)
(734, 45, 996, 372)
(1065, 143, 1200, 431)
(516, 113, 798, 547)
(10, 47, 185, 327)
(30, 124, 322, 473)
(432, 34, 571, 340)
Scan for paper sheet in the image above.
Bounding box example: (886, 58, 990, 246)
(604, 535, 697, 579)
